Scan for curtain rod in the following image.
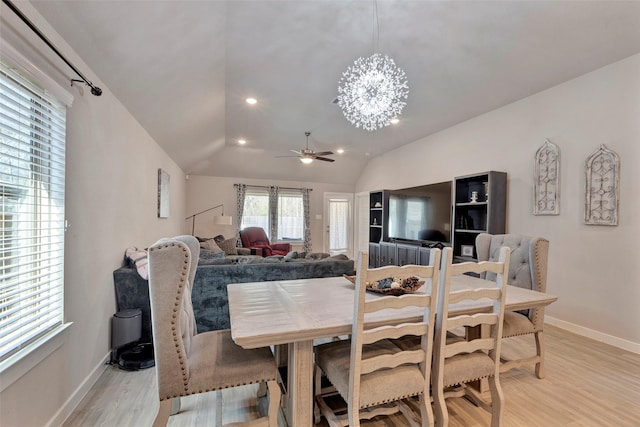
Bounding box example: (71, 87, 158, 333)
(234, 184, 313, 191)
(2, 0, 102, 96)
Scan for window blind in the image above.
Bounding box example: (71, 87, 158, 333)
(0, 62, 66, 362)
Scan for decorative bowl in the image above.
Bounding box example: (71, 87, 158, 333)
(343, 274, 425, 296)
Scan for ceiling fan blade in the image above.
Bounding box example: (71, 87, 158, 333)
(314, 151, 334, 156)
(290, 149, 302, 155)
(315, 156, 335, 162)
(276, 155, 301, 158)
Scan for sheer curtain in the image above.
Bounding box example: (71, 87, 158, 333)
(329, 198, 349, 254)
(302, 188, 311, 252)
(235, 184, 247, 246)
(268, 186, 279, 241)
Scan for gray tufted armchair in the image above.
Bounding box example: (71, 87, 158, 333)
(147, 235, 281, 426)
(475, 233, 550, 378)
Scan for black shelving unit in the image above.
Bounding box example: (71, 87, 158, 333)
(452, 171, 507, 260)
(368, 190, 389, 244)
(368, 190, 389, 267)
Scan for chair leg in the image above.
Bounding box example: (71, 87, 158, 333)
(433, 391, 448, 427)
(488, 376, 504, 427)
(267, 379, 281, 427)
(153, 399, 173, 427)
(535, 331, 545, 379)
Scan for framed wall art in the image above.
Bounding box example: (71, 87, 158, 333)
(584, 144, 619, 226)
(533, 139, 560, 215)
(461, 245, 474, 257)
(158, 168, 170, 218)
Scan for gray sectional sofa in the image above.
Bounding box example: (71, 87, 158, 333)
(113, 252, 354, 344)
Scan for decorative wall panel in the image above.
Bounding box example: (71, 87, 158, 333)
(533, 139, 560, 215)
(584, 145, 619, 226)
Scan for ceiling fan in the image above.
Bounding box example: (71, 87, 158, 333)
(278, 132, 335, 163)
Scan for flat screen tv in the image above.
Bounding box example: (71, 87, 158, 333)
(387, 181, 452, 244)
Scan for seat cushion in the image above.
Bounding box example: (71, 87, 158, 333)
(443, 351, 495, 387)
(502, 311, 536, 337)
(184, 330, 278, 394)
(315, 339, 426, 408)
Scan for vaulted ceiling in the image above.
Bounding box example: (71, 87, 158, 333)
(27, 0, 640, 184)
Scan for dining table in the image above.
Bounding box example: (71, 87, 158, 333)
(228, 274, 557, 427)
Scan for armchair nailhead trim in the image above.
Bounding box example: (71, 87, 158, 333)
(530, 238, 549, 327)
(363, 392, 422, 408)
(159, 376, 278, 400)
(444, 374, 492, 388)
(160, 243, 191, 390)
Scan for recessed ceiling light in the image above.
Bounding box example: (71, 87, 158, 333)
(390, 118, 400, 124)
(337, 148, 345, 154)
(238, 139, 246, 145)
(246, 97, 257, 105)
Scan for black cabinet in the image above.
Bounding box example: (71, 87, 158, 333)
(369, 190, 390, 243)
(418, 247, 433, 266)
(368, 242, 380, 268)
(369, 242, 428, 268)
(379, 241, 396, 266)
(452, 171, 507, 260)
(396, 243, 418, 266)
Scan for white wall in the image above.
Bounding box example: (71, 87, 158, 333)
(186, 175, 355, 253)
(0, 3, 186, 426)
(357, 54, 640, 349)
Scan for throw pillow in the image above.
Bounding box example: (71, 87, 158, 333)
(125, 246, 148, 279)
(218, 238, 238, 256)
(306, 252, 330, 260)
(213, 234, 226, 245)
(200, 238, 223, 254)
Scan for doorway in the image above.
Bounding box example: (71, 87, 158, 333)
(323, 193, 353, 258)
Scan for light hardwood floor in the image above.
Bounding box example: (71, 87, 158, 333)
(62, 325, 640, 426)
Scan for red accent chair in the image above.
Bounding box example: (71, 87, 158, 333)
(239, 227, 291, 257)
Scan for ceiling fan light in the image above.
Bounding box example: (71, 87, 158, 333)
(300, 157, 313, 164)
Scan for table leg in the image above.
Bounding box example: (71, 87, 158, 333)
(286, 340, 314, 427)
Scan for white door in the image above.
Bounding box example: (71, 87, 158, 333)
(324, 193, 353, 257)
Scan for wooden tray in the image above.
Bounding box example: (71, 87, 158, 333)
(343, 275, 425, 296)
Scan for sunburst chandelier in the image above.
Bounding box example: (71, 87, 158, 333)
(337, 1, 408, 131)
(337, 53, 408, 131)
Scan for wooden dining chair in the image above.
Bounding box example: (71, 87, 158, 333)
(314, 249, 441, 427)
(476, 233, 550, 378)
(147, 235, 281, 427)
(432, 246, 510, 427)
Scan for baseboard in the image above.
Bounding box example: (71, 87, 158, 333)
(545, 316, 640, 354)
(46, 352, 111, 427)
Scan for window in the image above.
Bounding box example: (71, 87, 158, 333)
(278, 192, 303, 240)
(240, 187, 305, 242)
(0, 62, 66, 363)
(241, 189, 270, 237)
